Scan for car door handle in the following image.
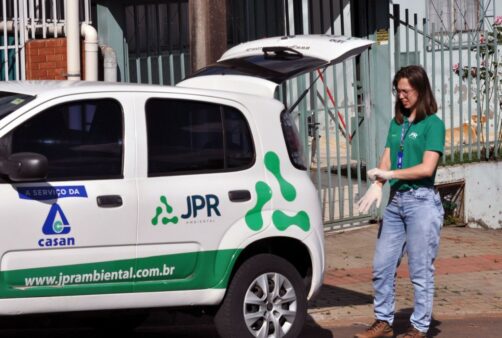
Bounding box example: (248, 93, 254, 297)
(228, 190, 251, 202)
(97, 195, 123, 208)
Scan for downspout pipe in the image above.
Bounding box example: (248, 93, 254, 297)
(81, 23, 98, 81)
(66, 0, 80, 80)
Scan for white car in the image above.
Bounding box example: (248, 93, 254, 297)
(0, 35, 372, 337)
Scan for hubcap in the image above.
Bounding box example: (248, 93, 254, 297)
(243, 272, 297, 338)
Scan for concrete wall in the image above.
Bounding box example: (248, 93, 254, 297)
(436, 162, 502, 229)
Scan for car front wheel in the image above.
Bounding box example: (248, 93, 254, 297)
(215, 253, 307, 338)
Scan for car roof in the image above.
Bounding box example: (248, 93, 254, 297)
(0, 80, 208, 96)
(0, 80, 126, 96)
(0, 80, 286, 129)
(0, 80, 280, 106)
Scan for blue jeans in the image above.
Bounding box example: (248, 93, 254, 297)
(373, 187, 444, 333)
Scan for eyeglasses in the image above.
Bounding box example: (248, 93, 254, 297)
(392, 87, 416, 97)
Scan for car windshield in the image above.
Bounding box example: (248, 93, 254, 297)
(0, 92, 35, 121)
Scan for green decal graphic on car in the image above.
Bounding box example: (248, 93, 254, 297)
(245, 151, 310, 232)
(245, 181, 273, 231)
(264, 152, 296, 201)
(152, 196, 179, 225)
(272, 210, 310, 232)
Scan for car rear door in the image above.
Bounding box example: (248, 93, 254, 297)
(133, 92, 266, 297)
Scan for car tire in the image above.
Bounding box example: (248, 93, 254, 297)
(215, 253, 307, 338)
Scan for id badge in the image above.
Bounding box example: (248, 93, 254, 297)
(397, 151, 403, 169)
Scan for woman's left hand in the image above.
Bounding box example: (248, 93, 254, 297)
(367, 168, 395, 181)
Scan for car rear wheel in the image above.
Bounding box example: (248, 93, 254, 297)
(215, 254, 307, 338)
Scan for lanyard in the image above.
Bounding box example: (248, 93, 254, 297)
(397, 120, 411, 169)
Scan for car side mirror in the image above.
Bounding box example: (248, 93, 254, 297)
(0, 152, 48, 182)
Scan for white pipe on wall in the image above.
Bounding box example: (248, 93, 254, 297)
(66, 0, 80, 80)
(81, 23, 98, 81)
(100, 45, 117, 82)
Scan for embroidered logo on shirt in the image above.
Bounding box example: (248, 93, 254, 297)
(409, 132, 418, 139)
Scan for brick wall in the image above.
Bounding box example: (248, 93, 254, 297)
(25, 38, 85, 80)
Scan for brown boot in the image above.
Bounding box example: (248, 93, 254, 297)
(400, 327, 426, 337)
(354, 320, 394, 338)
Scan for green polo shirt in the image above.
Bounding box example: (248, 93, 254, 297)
(385, 114, 445, 191)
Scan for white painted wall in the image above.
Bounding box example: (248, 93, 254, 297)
(436, 162, 502, 229)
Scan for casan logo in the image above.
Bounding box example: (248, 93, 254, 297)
(42, 204, 71, 235)
(38, 203, 76, 247)
(152, 194, 221, 226)
(16, 186, 85, 248)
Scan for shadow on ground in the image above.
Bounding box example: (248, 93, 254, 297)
(392, 308, 442, 338)
(301, 315, 334, 337)
(309, 284, 373, 308)
(307, 292, 443, 338)
(0, 309, 335, 338)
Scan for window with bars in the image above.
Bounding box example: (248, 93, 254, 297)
(428, 0, 480, 33)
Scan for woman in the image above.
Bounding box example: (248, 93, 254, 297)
(355, 65, 445, 338)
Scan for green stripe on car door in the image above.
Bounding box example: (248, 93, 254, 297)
(0, 249, 241, 298)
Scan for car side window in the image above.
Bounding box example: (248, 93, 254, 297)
(146, 99, 254, 176)
(1, 99, 124, 181)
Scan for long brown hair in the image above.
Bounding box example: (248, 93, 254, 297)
(393, 65, 437, 124)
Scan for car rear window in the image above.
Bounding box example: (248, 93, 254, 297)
(146, 99, 255, 176)
(0, 92, 35, 121)
(191, 55, 326, 84)
(281, 110, 307, 170)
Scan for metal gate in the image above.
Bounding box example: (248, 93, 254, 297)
(0, 0, 91, 81)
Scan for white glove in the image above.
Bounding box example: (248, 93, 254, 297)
(357, 182, 382, 214)
(367, 168, 395, 181)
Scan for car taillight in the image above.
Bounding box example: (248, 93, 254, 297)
(281, 110, 307, 170)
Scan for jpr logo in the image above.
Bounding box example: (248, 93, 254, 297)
(181, 194, 221, 219)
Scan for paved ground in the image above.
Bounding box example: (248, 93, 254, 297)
(0, 225, 500, 337)
(308, 224, 502, 333)
(303, 315, 502, 337)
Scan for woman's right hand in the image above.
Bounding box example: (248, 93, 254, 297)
(356, 182, 382, 214)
